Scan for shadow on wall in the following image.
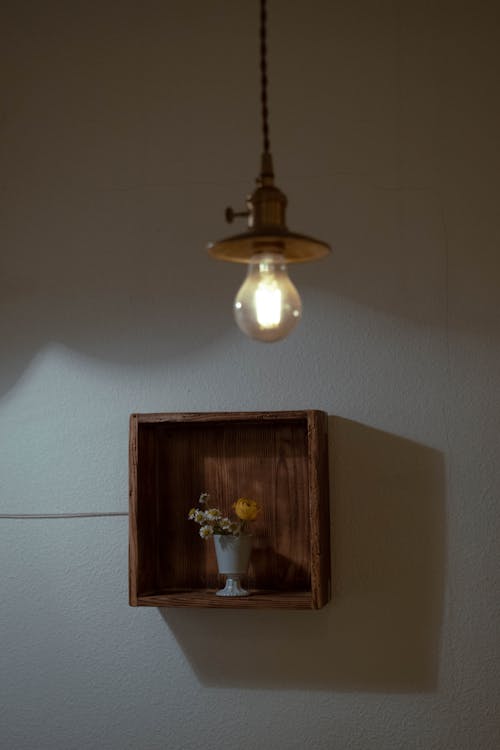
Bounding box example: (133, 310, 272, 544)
(161, 416, 446, 692)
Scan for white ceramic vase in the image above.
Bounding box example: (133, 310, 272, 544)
(213, 534, 252, 597)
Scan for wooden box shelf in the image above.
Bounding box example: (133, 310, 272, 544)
(129, 411, 331, 609)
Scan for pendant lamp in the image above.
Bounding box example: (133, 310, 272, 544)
(208, 0, 331, 342)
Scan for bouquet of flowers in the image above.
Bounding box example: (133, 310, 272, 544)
(188, 492, 260, 538)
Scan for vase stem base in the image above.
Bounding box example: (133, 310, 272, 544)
(216, 576, 250, 597)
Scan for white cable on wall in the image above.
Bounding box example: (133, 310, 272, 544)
(0, 512, 128, 519)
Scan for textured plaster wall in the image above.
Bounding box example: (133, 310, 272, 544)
(1, 1, 499, 748)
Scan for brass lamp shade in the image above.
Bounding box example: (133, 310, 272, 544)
(208, 229, 331, 264)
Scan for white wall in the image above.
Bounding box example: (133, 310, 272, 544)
(1, 1, 499, 748)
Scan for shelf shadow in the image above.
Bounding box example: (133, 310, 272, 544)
(160, 416, 445, 692)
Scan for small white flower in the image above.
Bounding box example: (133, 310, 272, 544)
(193, 510, 205, 523)
(219, 517, 232, 531)
(199, 525, 214, 538)
(199, 492, 209, 505)
(205, 508, 222, 521)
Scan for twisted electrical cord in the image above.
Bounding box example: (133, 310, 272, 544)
(260, 0, 271, 155)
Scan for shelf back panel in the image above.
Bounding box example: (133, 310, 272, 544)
(134, 418, 311, 594)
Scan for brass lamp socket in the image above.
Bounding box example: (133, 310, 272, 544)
(207, 153, 331, 264)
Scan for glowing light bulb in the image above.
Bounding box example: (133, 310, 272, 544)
(234, 253, 302, 342)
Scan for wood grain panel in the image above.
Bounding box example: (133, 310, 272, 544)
(136, 590, 313, 609)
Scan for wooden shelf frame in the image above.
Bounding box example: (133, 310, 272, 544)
(129, 411, 331, 609)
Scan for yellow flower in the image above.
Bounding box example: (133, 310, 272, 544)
(233, 497, 260, 522)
